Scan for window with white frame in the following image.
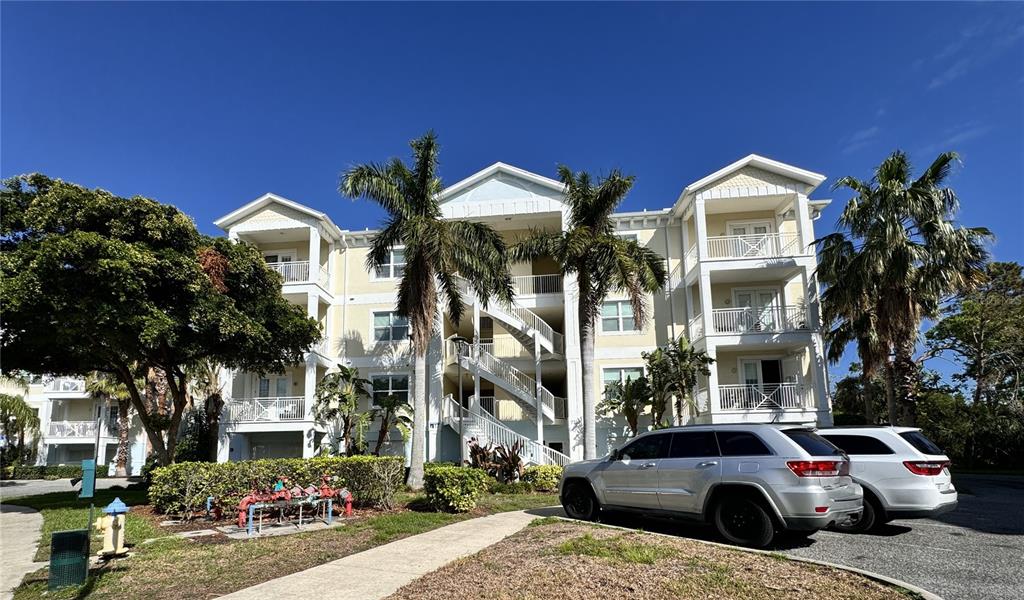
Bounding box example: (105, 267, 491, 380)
(617, 233, 639, 243)
(602, 367, 644, 396)
(374, 249, 406, 279)
(371, 374, 409, 406)
(601, 300, 637, 332)
(373, 311, 409, 342)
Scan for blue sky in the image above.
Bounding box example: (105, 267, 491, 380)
(3, 2, 1022, 378)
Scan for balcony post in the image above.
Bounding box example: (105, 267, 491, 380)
(705, 343, 721, 416)
(304, 354, 317, 421)
(693, 198, 708, 261)
(680, 216, 691, 271)
(308, 227, 321, 284)
(699, 271, 714, 338)
(472, 303, 481, 414)
(534, 335, 544, 448)
(794, 193, 814, 255)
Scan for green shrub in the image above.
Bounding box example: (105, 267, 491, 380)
(488, 480, 535, 495)
(4, 464, 114, 480)
(423, 465, 489, 513)
(148, 455, 405, 516)
(522, 465, 563, 492)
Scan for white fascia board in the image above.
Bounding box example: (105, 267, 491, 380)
(215, 193, 343, 240)
(439, 162, 565, 201)
(670, 154, 827, 216)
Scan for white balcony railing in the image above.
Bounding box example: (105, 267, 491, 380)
(719, 383, 810, 411)
(44, 377, 86, 393)
(47, 421, 97, 438)
(225, 396, 306, 422)
(705, 233, 802, 260)
(710, 305, 809, 334)
(479, 336, 532, 360)
(688, 314, 704, 340)
(267, 261, 331, 289)
(512, 274, 563, 295)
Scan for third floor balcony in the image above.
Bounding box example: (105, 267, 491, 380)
(266, 260, 330, 289)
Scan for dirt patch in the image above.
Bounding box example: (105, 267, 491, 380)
(388, 520, 912, 600)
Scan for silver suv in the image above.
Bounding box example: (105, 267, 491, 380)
(559, 424, 863, 548)
(819, 426, 957, 532)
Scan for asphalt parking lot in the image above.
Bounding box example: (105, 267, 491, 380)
(591, 473, 1023, 600)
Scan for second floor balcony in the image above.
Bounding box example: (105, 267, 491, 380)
(690, 304, 810, 339)
(225, 396, 306, 423)
(511, 274, 563, 296)
(47, 420, 97, 438)
(266, 260, 330, 289)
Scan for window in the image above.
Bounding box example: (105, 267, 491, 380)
(821, 434, 895, 456)
(669, 431, 719, 458)
(899, 431, 944, 455)
(783, 430, 843, 456)
(371, 375, 409, 406)
(263, 252, 295, 263)
(258, 376, 289, 397)
(374, 249, 406, 279)
(716, 431, 772, 456)
(373, 311, 409, 342)
(619, 433, 669, 460)
(601, 301, 637, 332)
(602, 367, 643, 393)
(617, 233, 639, 243)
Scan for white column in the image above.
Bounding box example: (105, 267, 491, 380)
(563, 271, 584, 461)
(308, 227, 321, 284)
(534, 335, 543, 448)
(228, 229, 239, 242)
(680, 216, 691, 272)
(304, 354, 317, 421)
(428, 308, 443, 461)
(472, 302, 481, 413)
(794, 193, 814, 255)
(699, 270, 714, 339)
(705, 342, 721, 419)
(694, 198, 708, 261)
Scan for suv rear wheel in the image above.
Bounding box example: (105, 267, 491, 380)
(562, 482, 599, 521)
(834, 494, 880, 533)
(713, 497, 776, 548)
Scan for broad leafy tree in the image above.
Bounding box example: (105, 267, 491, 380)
(340, 132, 514, 488)
(513, 167, 666, 458)
(1, 174, 321, 464)
(817, 151, 990, 425)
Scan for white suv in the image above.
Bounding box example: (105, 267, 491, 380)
(558, 424, 863, 548)
(819, 426, 957, 532)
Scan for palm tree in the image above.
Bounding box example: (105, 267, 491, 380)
(86, 372, 133, 476)
(599, 376, 651, 437)
(186, 359, 225, 462)
(314, 366, 373, 456)
(512, 167, 666, 458)
(371, 393, 413, 456)
(663, 337, 715, 423)
(342, 133, 514, 488)
(818, 151, 991, 425)
(642, 347, 672, 429)
(0, 393, 40, 467)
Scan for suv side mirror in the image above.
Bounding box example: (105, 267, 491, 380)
(609, 449, 620, 461)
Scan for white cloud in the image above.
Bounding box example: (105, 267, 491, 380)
(928, 58, 971, 90)
(841, 126, 881, 155)
(920, 122, 992, 155)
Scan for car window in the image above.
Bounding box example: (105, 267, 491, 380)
(822, 434, 895, 455)
(899, 431, 944, 455)
(620, 434, 669, 460)
(668, 431, 719, 458)
(715, 431, 772, 456)
(784, 430, 843, 456)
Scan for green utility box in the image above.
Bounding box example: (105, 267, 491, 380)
(48, 529, 90, 589)
(79, 459, 96, 499)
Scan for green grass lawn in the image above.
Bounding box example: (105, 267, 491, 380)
(8, 488, 559, 600)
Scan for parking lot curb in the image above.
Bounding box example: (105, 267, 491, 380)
(550, 515, 943, 600)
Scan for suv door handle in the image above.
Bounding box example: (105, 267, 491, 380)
(697, 461, 719, 468)
(639, 462, 657, 470)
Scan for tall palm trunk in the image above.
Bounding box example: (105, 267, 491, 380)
(893, 339, 918, 426)
(115, 399, 130, 477)
(579, 289, 597, 459)
(860, 372, 875, 425)
(883, 360, 898, 425)
(204, 392, 223, 462)
(408, 349, 428, 489)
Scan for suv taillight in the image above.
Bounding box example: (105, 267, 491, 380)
(787, 460, 843, 477)
(903, 460, 950, 476)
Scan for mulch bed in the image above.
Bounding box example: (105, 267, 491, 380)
(387, 520, 911, 600)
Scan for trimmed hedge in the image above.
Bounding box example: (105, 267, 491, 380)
(2, 464, 113, 480)
(423, 465, 490, 513)
(149, 455, 405, 517)
(521, 465, 563, 492)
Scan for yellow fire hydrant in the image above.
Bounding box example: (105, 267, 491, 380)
(93, 497, 129, 557)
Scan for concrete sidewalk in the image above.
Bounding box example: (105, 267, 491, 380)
(0, 504, 45, 600)
(220, 509, 541, 600)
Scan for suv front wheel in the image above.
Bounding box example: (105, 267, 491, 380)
(713, 497, 776, 548)
(562, 481, 599, 521)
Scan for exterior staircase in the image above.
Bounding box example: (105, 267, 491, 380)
(443, 394, 570, 466)
(447, 340, 558, 422)
(455, 277, 564, 356)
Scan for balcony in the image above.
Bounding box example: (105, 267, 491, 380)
(266, 261, 330, 288)
(512, 274, 562, 296)
(47, 421, 97, 438)
(710, 305, 809, 335)
(479, 395, 568, 421)
(706, 233, 802, 260)
(44, 377, 86, 393)
(719, 383, 810, 411)
(225, 396, 306, 422)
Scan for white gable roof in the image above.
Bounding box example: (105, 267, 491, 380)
(438, 162, 566, 219)
(439, 162, 564, 201)
(671, 154, 826, 215)
(214, 193, 342, 239)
